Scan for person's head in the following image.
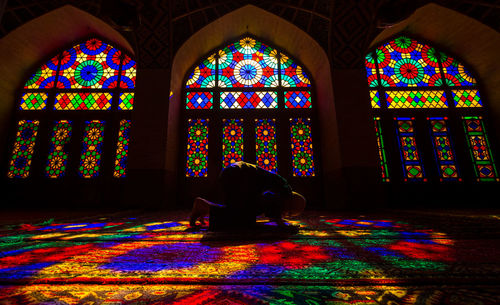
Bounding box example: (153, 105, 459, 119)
(282, 192, 306, 218)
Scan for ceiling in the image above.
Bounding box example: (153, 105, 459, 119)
(1, 0, 498, 69)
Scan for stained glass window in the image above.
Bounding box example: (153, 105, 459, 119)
(184, 36, 316, 180)
(186, 119, 209, 177)
(374, 117, 390, 182)
(46, 120, 72, 178)
(395, 117, 425, 182)
(222, 119, 244, 167)
(79, 120, 105, 178)
(462, 116, 499, 182)
(366, 35, 495, 184)
(255, 119, 277, 172)
(428, 117, 460, 181)
(114, 120, 131, 178)
(7, 120, 39, 178)
(11, 38, 136, 179)
(290, 118, 315, 177)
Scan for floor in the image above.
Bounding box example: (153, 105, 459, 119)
(0, 208, 499, 304)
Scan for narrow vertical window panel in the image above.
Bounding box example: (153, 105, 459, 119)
(370, 91, 380, 109)
(186, 119, 209, 177)
(284, 91, 312, 108)
(222, 119, 244, 168)
(118, 92, 134, 110)
(255, 119, 277, 173)
(46, 120, 72, 178)
(386, 90, 447, 109)
(186, 92, 213, 109)
(220, 92, 277, 109)
(452, 90, 483, 108)
(290, 118, 315, 177)
(114, 120, 131, 178)
(20, 92, 48, 110)
(119, 54, 136, 89)
(79, 120, 105, 178)
(374, 117, 390, 182)
(462, 116, 499, 182)
(428, 117, 460, 181)
(365, 52, 379, 87)
(395, 117, 426, 181)
(7, 120, 40, 178)
(54, 92, 112, 110)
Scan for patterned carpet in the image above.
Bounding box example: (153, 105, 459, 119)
(0, 209, 499, 304)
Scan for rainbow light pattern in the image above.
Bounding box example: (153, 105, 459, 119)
(220, 91, 278, 109)
(54, 92, 112, 110)
(7, 120, 39, 178)
(19, 92, 47, 110)
(462, 116, 499, 182)
(395, 117, 425, 182)
(374, 117, 390, 182)
(222, 119, 244, 167)
(428, 117, 460, 181)
(386, 90, 447, 109)
(186, 119, 209, 177)
(255, 119, 277, 173)
(79, 120, 105, 178)
(290, 118, 315, 176)
(45, 120, 72, 178)
(1, 211, 494, 304)
(114, 120, 131, 178)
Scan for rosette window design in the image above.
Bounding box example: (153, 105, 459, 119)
(366, 35, 498, 183)
(7, 38, 136, 179)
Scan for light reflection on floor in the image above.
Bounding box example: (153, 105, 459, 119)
(0, 210, 499, 304)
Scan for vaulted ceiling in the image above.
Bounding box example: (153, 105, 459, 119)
(1, 0, 498, 69)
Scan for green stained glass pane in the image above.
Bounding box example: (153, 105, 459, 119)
(290, 118, 315, 176)
(186, 119, 209, 177)
(255, 119, 277, 173)
(222, 119, 244, 168)
(8, 120, 40, 178)
(45, 120, 72, 178)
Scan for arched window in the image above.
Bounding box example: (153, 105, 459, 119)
(366, 35, 498, 183)
(7, 38, 136, 179)
(183, 36, 316, 181)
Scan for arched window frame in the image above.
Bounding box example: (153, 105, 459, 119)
(366, 33, 499, 184)
(181, 34, 319, 181)
(5, 37, 136, 181)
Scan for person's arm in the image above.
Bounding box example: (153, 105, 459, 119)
(189, 197, 225, 227)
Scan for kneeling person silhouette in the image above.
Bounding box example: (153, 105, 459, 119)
(189, 161, 305, 232)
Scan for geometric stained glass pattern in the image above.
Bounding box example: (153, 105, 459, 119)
(23, 56, 59, 89)
(217, 37, 279, 88)
(290, 118, 315, 177)
(118, 92, 134, 110)
(365, 52, 379, 88)
(113, 120, 131, 178)
(255, 119, 277, 173)
(222, 119, 244, 168)
(395, 117, 425, 182)
(186, 53, 217, 89)
(376, 36, 441, 87)
(79, 120, 105, 178)
(285, 91, 311, 108)
(186, 119, 209, 177)
(56, 38, 121, 89)
(119, 54, 136, 89)
(54, 93, 112, 110)
(386, 90, 447, 109)
(186, 92, 213, 109)
(220, 92, 278, 109)
(280, 54, 311, 87)
(462, 116, 499, 182)
(451, 90, 483, 108)
(428, 117, 460, 181)
(7, 120, 39, 178)
(19, 92, 48, 110)
(370, 90, 380, 108)
(440, 54, 477, 86)
(46, 120, 72, 178)
(374, 117, 390, 182)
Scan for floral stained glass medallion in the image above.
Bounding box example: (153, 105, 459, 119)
(222, 119, 244, 167)
(46, 120, 72, 178)
(255, 119, 277, 173)
(79, 120, 105, 178)
(290, 118, 315, 177)
(114, 120, 131, 178)
(8, 120, 39, 178)
(186, 119, 209, 177)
